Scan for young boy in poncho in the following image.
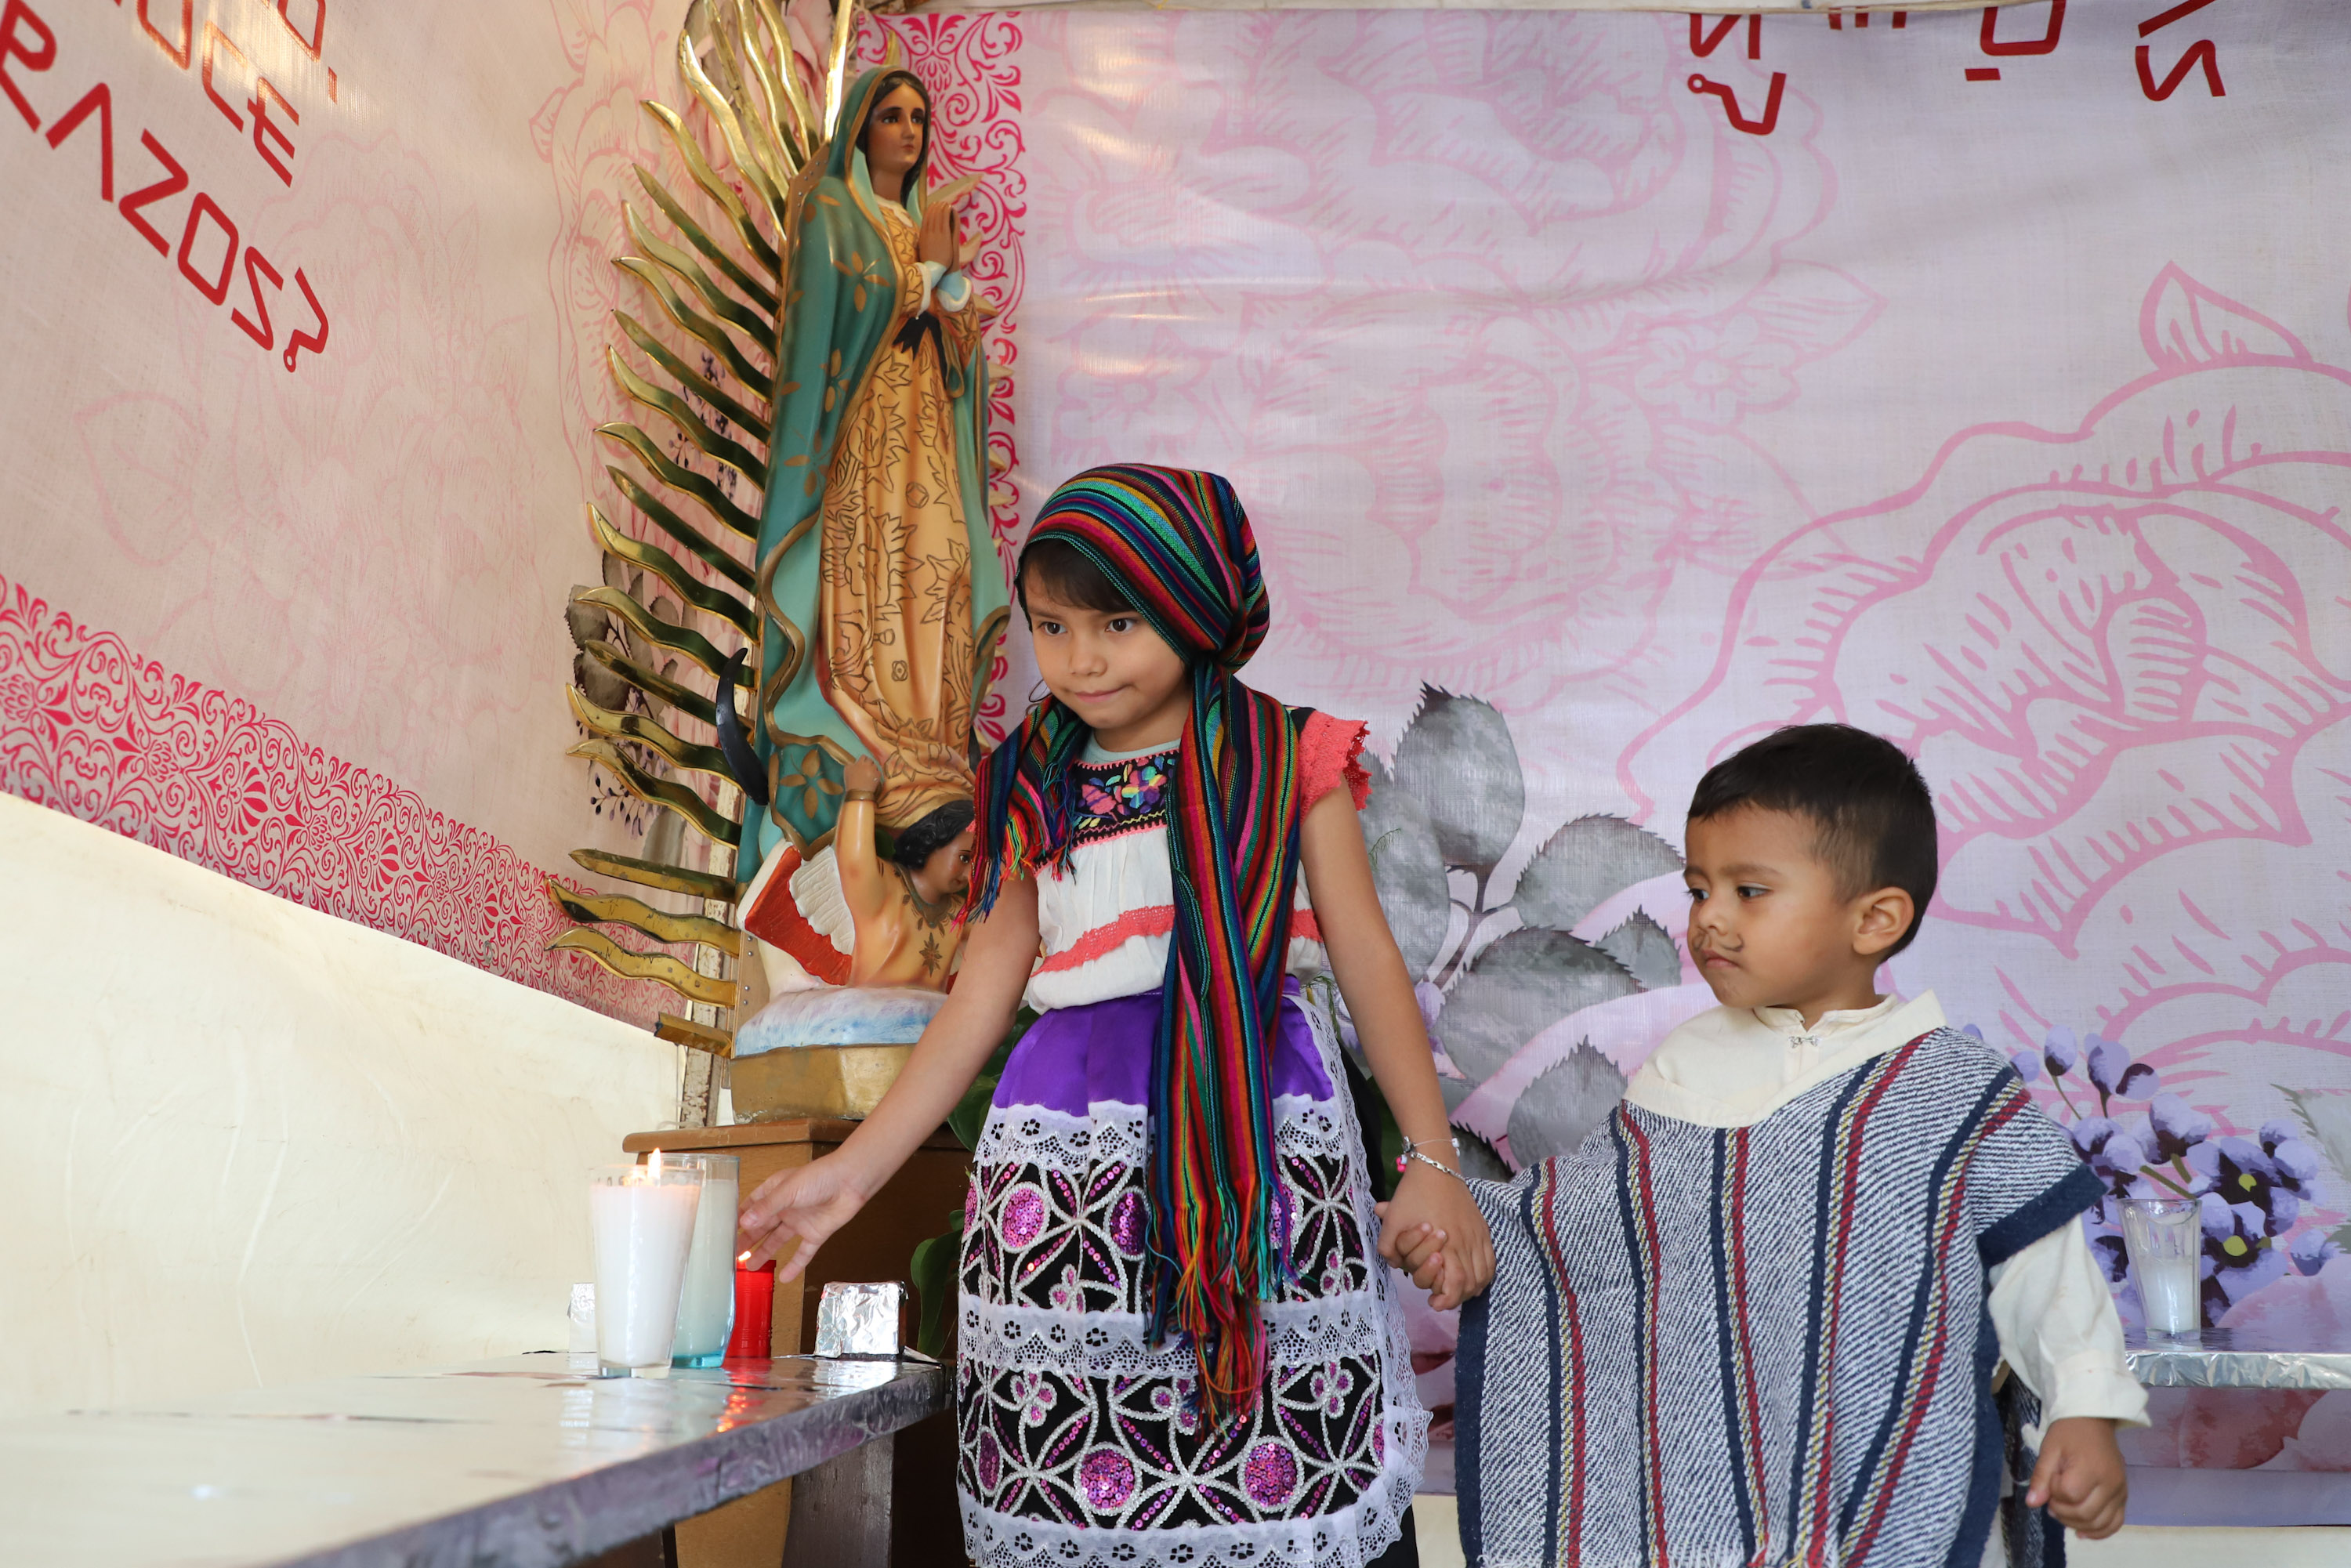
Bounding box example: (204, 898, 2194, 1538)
(1444, 724, 2146, 1567)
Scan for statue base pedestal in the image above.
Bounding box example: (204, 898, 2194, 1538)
(732, 1042, 914, 1121)
(729, 983, 949, 1121)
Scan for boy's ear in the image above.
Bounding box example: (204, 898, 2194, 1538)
(1852, 885, 1915, 958)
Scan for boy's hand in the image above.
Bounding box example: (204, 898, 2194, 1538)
(2027, 1416, 2127, 1539)
(1375, 1163, 1494, 1311)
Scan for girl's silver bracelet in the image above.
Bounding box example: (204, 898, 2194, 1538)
(1395, 1135, 1467, 1185)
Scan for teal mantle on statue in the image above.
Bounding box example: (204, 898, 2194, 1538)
(745, 66, 1008, 885)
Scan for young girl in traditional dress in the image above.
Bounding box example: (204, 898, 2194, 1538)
(740, 464, 1494, 1568)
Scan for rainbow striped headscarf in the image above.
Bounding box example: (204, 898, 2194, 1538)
(967, 465, 1303, 1414)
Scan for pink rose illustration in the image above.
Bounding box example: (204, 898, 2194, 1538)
(1019, 13, 1875, 746)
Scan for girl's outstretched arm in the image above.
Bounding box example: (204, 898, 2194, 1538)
(1299, 788, 1496, 1309)
(737, 875, 1038, 1278)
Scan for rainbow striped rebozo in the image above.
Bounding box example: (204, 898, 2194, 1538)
(967, 463, 1305, 1415)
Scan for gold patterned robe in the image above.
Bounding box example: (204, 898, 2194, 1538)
(817, 201, 993, 833)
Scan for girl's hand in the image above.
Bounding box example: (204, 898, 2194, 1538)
(917, 198, 958, 269)
(1375, 1162, 1495, 1311)
(844, 754, 882, 794)
(737, 1152, 873, 1280)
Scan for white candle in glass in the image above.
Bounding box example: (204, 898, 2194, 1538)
(589, 1156, 702, 1377)
(671, 1153, 739, 1367)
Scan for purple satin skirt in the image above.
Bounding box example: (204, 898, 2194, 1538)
(992, 983, 1336, 1114)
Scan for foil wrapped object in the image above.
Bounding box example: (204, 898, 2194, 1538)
(2124, 1325, 2351, 1391)
(815, 1281, 907, 1359)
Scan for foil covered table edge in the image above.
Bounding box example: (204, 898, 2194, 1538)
(2125, 1339, 2351, 1391)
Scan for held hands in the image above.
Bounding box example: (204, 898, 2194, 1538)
(2026, 1417, 2128, 1538)
(1375, 1161, 1495, 1312)
(737, 1153, 872, 1280)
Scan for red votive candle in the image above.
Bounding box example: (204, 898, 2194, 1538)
(728, 1258, 776, 1359)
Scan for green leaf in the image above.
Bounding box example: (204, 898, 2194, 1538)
(1510, 815, 1685, 933)
(2281, 1085, 2351, 1184)
(1596, 911, 1683, 992)
(1506, 1042, 1629, 1167)
(908, 1208, 964, 1360)
(1392, 686, 1523, 873)
(1360, 752, 1451, 980)
(1440, 927, 1642, 1082)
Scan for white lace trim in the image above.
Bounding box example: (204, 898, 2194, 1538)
(974, 1096, 1348, 1175)
(959, 1291, 1389, 1378)
(959, 1424, 1425, 1568)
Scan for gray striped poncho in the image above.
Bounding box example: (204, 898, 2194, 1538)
(1458, 1028, 2103, 1568)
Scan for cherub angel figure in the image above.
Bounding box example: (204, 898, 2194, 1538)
(735, 752, 976, 1014)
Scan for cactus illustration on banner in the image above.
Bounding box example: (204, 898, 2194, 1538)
(1331, 686, 1694, 1178)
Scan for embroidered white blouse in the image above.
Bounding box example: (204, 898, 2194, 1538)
(1021, 715, 1370, 1014)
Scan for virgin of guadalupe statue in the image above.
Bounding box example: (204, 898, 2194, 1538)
(745, 65, 1009, 889)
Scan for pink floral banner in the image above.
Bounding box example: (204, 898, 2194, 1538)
(0, 570, 668, 1017)
(6, 0, 2351, 1508)
(1008, 2, 2351, 1504)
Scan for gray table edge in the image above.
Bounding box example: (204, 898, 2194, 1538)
(74, 1357, 948, 1568)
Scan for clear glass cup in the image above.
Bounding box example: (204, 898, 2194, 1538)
(589, 1160, 703, 1378)
(2119, 1194, 2203, 1336)
(669, 1153, 740, 1368)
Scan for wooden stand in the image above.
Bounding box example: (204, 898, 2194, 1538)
(622, 1120, 969, 1568)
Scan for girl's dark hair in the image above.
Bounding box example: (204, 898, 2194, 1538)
(1016, 536, 1133, 615)
(889, 797, 975, 871)
(857, 70, 930, 161)
(1687, 723, 1939, 958)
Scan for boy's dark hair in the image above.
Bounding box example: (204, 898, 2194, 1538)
(1688, 723, 1938, 957)
(889, 797, 975, 872)
(1016, 536, 1134, 615)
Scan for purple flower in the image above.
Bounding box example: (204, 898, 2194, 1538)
(2147, 1093, 2216, 1161)
(2070, 1115, 2117, 1157)
(2260, 1122, 2326, 1185)
(2201, 1197, 2289, 1314)
(2044, 1027, 2080, 1077)
(2190, 1136, 2310, 1236)
(2071, 1117, 2151, 1196)
(2009, 1050, 2043, 1084)
(2087, 1224, 2132, 1284)
(2290, 1230, 2341, 1277)
(2086, 1035, 2157, 1101)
